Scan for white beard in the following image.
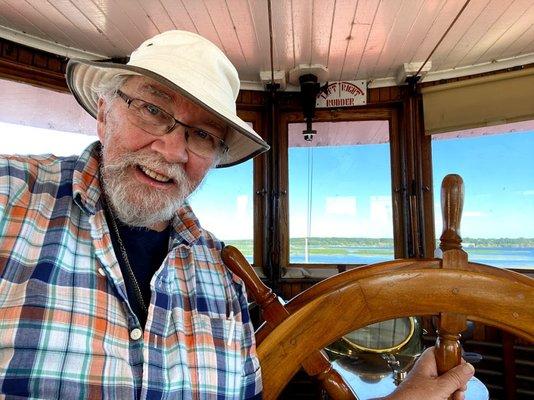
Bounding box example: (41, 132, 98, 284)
(100, 145, 195, 229)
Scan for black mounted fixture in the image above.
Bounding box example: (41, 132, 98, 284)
(299, 74, 321, 141)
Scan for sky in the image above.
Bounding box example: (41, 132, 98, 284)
(432, 131, 534, 238)
(287, 143, 393, 239)
(1, 121, 533, 241)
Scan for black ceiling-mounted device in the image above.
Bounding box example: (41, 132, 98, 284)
(299, 74, 321, 141)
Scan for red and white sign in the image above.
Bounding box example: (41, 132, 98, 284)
(316, 80, 367, 108)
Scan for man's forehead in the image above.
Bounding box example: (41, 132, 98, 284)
(128, 77, 175, 101)
(126, 76, 225, 131)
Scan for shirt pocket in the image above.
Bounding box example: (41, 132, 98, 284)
(191, 312, 244, 397)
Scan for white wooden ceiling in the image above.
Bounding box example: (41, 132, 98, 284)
(1, 0, 534, 89)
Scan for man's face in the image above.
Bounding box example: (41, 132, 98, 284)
(96, 76, 225, 230)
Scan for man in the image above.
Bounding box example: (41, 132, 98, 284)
(0, 30, 473, 399)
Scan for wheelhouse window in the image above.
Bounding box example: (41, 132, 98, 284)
(188, 159, 254, 262)
(0, 78, 96, 155)
(288, 120, 394, 266)
(432, 121, 534, 270)
(189, 120, 259, 264)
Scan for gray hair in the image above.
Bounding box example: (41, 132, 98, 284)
(211, 141, 230, 168)
(93, 74, 131, 106)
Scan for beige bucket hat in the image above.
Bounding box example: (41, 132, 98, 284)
(66, 30, 269, 167)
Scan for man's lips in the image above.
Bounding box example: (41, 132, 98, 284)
(138, 165, 171, 183)
(136, 165, 174, 184)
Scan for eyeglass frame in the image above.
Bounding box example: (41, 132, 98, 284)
(116, 89, 229, 157)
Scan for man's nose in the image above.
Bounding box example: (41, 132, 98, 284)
(150, 127, 189, 163)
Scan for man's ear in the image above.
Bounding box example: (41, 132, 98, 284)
(96, 98, 107, 142)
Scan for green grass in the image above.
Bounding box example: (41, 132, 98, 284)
(222, 237, 533, 260)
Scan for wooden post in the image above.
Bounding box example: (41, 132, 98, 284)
(436, 174, 468, 395)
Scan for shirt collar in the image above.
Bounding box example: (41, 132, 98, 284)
(170, 203, 203, 246)
(73, 141, 203, 246)
(73, 141, 103, 216)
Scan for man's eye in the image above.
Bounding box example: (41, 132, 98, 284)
(193, 129, 210, 140)
(144, 104, 161, 116)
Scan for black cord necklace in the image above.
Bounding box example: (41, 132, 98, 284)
(101, 193, 148, 315)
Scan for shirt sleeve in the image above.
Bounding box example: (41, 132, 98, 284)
(234, 279, 263, 399)
(0, 157, 10, 213)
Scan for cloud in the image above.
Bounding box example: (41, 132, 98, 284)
(463, 211, 486, 217)
(521, 190, 534, 196)
(236, 195, 248, 211)
(325, 196, 356, 215)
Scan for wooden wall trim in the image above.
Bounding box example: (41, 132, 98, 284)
(0, 38, 68, 92)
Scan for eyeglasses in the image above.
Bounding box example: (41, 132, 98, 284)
(116, 90, 228, 158)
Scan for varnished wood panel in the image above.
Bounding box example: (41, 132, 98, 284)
(0, 38, 68, 92)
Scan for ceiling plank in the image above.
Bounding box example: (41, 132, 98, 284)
(409, 0, 472, 71)
(370, 0, 429, 79)
(356, 0, 404, 79)
(115, 0, 162, 42)
(159, 0, 198, 32)
(179, 1, 226, 54)
(202, 0, 247, 68)
(475, 1, 534, 63)
(0, 0, 57, 40)
(88, 0, 147, 50)
(46, 0, 120, 55)
(341, 0, 380, 81)
(70, 0, 135, 55)
(310, 0, 335, 69)
(271, 0, 294, 71)
(246, 0, 273, 73)
(133, 0, 177, 33)
(0, 0, 532, 86)
(226, 0, 263, 81)
(291, 0, 313, 68)
(383, 0, 442, 78)
(428, 0, 493, 70)
(439, 0, 515, 70)
(326, 0, 362, 81)
(17, 0, 109, 55)
(455, 0, 532, 67)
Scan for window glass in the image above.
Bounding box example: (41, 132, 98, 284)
(188, 160, 254, 262)
(188, 119, 254, 263)
(288, 121, 393, 264)
(0, 121, 96, 155)
(0, 78, 97, 156)
(432, 122, 534, 269)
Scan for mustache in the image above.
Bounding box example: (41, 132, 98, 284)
(102, 150, 187, 182)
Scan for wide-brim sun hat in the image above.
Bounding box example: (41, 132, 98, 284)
(66, 30, 269, 167)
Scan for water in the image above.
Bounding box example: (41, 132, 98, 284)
(464, 247, 534, 269)
(290, 247, 534, 270)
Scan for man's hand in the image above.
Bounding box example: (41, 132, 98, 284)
(384, 347, 475, 400)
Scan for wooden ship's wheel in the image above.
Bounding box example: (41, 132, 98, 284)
(222, 175, 534, 400)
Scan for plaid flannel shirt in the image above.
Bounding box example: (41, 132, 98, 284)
(0, 142, 262, 399)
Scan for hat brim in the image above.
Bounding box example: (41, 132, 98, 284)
(66, 59, 269, 167)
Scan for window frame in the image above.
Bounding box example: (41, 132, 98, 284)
(276, 106, 405, 280)
(236, 109, 268, 277)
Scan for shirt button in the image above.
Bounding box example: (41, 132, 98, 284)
(130, 328, 143, 341)
(98, 268, 106, 276)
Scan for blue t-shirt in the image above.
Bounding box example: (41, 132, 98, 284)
(108, 217, 170, 327)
